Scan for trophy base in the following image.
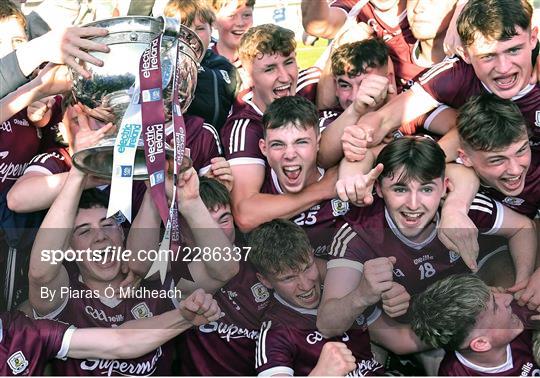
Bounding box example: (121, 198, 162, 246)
(72, 143, 192, 180)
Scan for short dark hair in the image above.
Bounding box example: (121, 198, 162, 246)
(262, 96, 319, 138)
(457, 0, 532, 48)
(331, 38, 389, 77)
(248, 219, 312, 277)
(239, 24, 296, 64)
(199, 176, 231, 210)
(0, 0, 26, 29)
(375, 137, 446, 184)
(78, 189, 109, 210)
(458, 93, 528, 152)
(411, 274, 490, 350)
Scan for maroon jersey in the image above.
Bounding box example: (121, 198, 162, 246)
(439, 303, 539, 376)
(353, 2, 416, 93)
(166, 115, 222, 175)
(36, 275, 179, 376)
(479, 152, 540, 219)
(415, 58, 540, 149)
(24, 146, 72, 176)
(1, 311, 73, 376)
(329, 0, 361, 13)
(0, 99, 62, 192)
(319, 108, 343, 132)
(255, 293, 384, 376)
(221, 67, 321, 167)
(260, 165, 349, 257)
(179, 261, 271, 375)
(329, 193, 504, 320)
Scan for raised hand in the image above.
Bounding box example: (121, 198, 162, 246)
(356, 256, 396, 307)
(179, 288, 221, 326)
(310, 342, 356, 376)
(336, 163, 383, 206)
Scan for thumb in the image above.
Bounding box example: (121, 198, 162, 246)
(366, 128, 374, 144)
(461, 253, 478, 273)
(367, 163, 384, 183)
(507, 280, 528, 294)
(47, 97, 56, 109)
(388, 256, 397, 265)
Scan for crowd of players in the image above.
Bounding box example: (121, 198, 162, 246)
(1, 0, 540, 375)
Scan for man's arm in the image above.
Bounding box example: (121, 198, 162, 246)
(317, 257, 395, 337)
(174, 168, 239, 294)
(357, 88, 439, 150)
(368, 313, 428, 355)
(438, 164, 480, 271)
(318, 75, 394, 168)
(493, 206, 537, 287)
(67, 288, 220, 359)
(28, 166, 85, 316)
(230, 164, 337, 232)
(301, 0, 348, 39)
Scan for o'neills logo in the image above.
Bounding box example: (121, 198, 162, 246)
(146, 124, 164, 163)
(199, 321, 259, 342)
(142, 38, 160, 79)
(348, 357, 383, 377)
(80, 346, 162, 376)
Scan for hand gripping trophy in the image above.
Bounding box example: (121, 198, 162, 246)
(71, 16, 204, 282)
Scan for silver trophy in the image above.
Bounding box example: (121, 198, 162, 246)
(71, 16, 204, 179)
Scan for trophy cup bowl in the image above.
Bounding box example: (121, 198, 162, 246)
(71, 16, 204, 179)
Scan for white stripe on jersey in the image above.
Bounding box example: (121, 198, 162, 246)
(330, 223, 356, 258)
(230, 118, 250, 154)
(256, 320, 271, 368)
(418, 57, 459, 85)
(470, 205, 492, 215)
(202, 123, 222, 155)
(296, 78, 320, 93)
(472, 198, 494, 209)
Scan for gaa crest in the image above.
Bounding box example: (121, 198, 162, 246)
(8, 351, 28, 375)
(331, 199, 350, 217)
(251, 283, 270, 303)
(131, 302, 153, 319)
(535, 111, 540, 127)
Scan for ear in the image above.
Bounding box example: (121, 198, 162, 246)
(469, 336, 492, 353)
(457, 45, 471, 64)
(259, 138, 267, 157)
(256, 272, 273, 289)
(457, 148, 473, 167)
(375, 180, 383, 198)
(531, 26, 538, 47)
(316, 132, 321, 151)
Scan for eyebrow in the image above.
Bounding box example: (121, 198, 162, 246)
(73, 217, 109, 232)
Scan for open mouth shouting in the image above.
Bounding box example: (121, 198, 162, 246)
(493, 73, 518, 91)
(273, 83, 292, 98)
(500, 173, 524, 194)
(400, 211, 424, 226)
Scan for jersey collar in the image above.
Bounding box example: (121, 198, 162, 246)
(480, 81, 535, 101)
(384, 207, 439, 250)
(455, 344, 513, 374)
(274, 292, 318, 316)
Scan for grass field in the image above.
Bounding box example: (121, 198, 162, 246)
(296, 38, 329, 69)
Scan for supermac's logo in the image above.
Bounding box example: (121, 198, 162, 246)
(117, 124, 142, 153)
(8, 351, 29, 375)
(251, 283, 269, 303)
(331, 199, 349, 217)
(535, 111, 540, 127)
(131, 302, 153, 319)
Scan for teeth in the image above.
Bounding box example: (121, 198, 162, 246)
(403, 212, 421, 219)
(231, 31, 245, 36)
(274, 84, 290, 91)
(283, 166, 300, 172)
(495, 74, 516, 85)
(298, 289, 313, 299)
